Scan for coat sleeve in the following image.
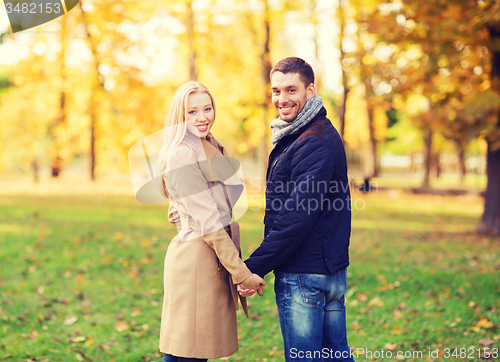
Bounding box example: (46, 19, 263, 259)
(245, 136, 335, 277)
(165, 145, 252, 284)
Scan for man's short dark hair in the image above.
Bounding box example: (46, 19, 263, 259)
(270, 57, 315, 88)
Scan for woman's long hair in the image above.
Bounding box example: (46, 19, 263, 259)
(155, 81, 216, 198)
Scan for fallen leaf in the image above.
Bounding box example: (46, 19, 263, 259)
(352, 321, 362, 330)
(391, 328, 401, 335)
(394, 310, 403, 320)
(72, 336, 86, 343)
(63, 316, 78, 326)
(115, 320, 129, 332)
(76, 353, 84, 361)
(476, 317, 494, 329)
(478, 338, 493, 346)
(379, 284, 395, 292)
(368, 297, 384, 307)
(128, 267, 139, 278)
(357, 293, 368, 302)
(385, 343, 397, 351)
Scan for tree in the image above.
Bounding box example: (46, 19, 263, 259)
(477, 22, 500, 235)
(337, 0, 350, 141)
(50, 13, 68, 178)
(370, 0, 500, 234)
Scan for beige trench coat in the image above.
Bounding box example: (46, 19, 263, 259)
(159, 132, 252, 358)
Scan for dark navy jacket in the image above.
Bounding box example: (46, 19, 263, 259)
(245, 107, 351, 277)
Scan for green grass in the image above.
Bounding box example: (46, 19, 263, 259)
(0, 182, 499, 361)
(369, 173, 487, 191)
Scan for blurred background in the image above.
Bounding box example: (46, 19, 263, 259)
(0, 0, 499, 235)
(1, 2, 499, 361)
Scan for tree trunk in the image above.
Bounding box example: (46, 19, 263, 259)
(51, 14, 67, 178)
(456, 141, 466, 184)
(51, 156, 62, 177)
(477, 25, 500, 235)
(435, 152, 441, 179)
(311, 0, 322, 91)
(422, 129, 432, 189)
(80, 2, 106, 181)
(186, 1, 197, 81)
(32, 158, 39, 183)
(477, 139, 500, 235)
(337, 0, 348, 142)
(90, 97, 96, 181)
(258, 0, 271, 186)
(365, 94, 378, 178)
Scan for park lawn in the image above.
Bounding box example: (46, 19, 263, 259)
(0, 183, 499, 362)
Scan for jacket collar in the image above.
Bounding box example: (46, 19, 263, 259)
(275, 106, 327, 146)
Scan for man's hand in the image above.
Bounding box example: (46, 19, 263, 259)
(239, 273, 266, 296)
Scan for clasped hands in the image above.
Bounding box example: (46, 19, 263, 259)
(238, 273, 266, 297)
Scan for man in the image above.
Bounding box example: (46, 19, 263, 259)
(239, 57, 354, 362)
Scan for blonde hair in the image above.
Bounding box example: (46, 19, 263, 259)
(155, 81, 216, 197)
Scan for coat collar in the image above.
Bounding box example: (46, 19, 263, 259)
(184, 131, 226, 158)
(184, 131, 243, 187)
(201, 133, 226, 158)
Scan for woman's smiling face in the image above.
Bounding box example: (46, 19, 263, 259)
(185, 91, 215, 138)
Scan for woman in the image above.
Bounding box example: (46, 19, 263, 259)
(155, 81, 264, 362)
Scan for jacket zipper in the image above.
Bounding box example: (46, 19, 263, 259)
(268, 147, 288, 179)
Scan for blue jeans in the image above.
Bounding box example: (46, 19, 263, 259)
(274, 269, 355, 362)
(163, 354, 207, 362)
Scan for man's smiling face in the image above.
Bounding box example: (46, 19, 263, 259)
(271, 71, 315, 122)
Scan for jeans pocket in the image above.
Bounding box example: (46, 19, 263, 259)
(326, 269, 347, 308)
(297, 273, 327, 306)
(274, 272, 289, 300)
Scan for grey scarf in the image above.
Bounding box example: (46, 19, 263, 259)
(270, 94, 324, 146)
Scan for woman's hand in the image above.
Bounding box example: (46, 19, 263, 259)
(237, 284, 256, 297)
(239, 273, 266, 296)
